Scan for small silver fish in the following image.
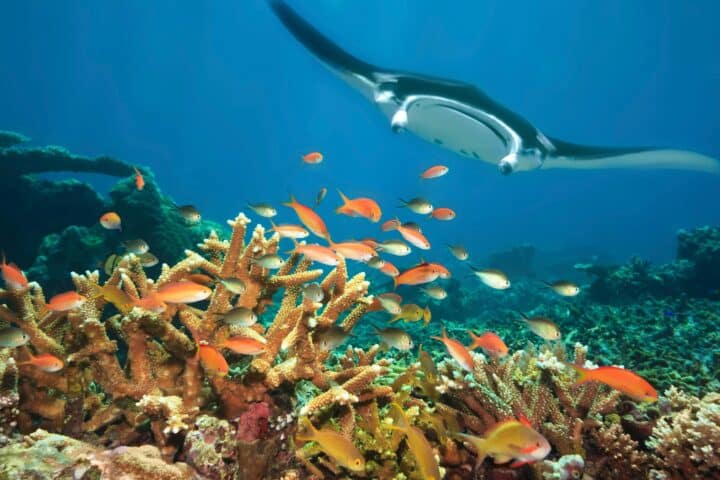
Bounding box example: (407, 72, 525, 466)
(447, 244, 469, 261)
(377, 240, 411, 256)
(317, 325, 352, 350)
(253, 254, 284, 269)
(0, 327, 29, 348)
(302, 282, 324, 302)
(471, 267, 511, 290)
(220, 277, 246, 295)
(421, 285, 447, 300)
(376, 294, 402, 315)
(374, 326, 413, 351)
(138, 252, 159, 267)
(123, 239, 149, 255)
(545, 280, 580, 297)
(399, 197, 433, 215)
(177, 205, 201, 224)
(248, 203, 277, 218)
(220, 306, 257, 327)
(367, 256, 385, 269)
(315, 187, 328, 208)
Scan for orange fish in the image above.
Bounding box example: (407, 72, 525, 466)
(419, 261, 451, 279)
(393, 264, 439, 289)
(18, 352, 64, 372)
(283, 194, 331, 242)
(379, 261, 400, 277)
(269, 221, 309, 240)
(133, 166, 145, 191)
(291, 243, 339, 266)
(198, 343, 228, 376)
(384, 219, 431, 250)
(565, 363, 658, 402)
(157, 281, 212, 304)
(132, 292, 167, 313)
(468, 331, 508, 358)
(331, 241, 377, 262)
(335, 190, 382, 223)
(100, 212, 122, 231)
(302, 151, 323, 164)
(187, 273, 215, 286)
(218, 336, 266, 355)
(1, 253, 28, 290)
(47, 291, 87, 312)
(420, 165, 449, 179)
(359, 238, 380, 249)
(430, 207, 456, 221)
(431, 328, 475, 372)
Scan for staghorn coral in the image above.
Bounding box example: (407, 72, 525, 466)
(438, 342, 620, 458)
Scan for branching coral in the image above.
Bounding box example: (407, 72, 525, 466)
(647, 387, 720, 479)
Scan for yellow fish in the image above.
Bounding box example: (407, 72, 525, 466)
(390, 303, 424, 323)
(386, 403, 441, 479)
(296, 417, 365, 472)
(93, 284, 133, 313)
(456, 416, 551, 469)
(422, 305, 432, 328)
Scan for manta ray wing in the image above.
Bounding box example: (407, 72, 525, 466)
(544, 138, 720, 173)
(269, 0, 719, 174)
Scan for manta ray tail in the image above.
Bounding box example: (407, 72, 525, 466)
(544, 138, 719, 173)
(268, 0, 380, 99)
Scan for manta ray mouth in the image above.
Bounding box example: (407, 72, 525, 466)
(403, 99, 509, 165)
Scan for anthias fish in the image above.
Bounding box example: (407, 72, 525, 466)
(1, 254, 28, 290)
(420, 165, 449, 179)
(330, 241, 377, 262)
(291, 243, 339, 266)
(430, 207, 456, 221)
(18, 352, 64, 373)
(377, 239, 412, 256)
(133, 166, 145, 191)
(269, 222, 309, 239)
(46, 291, 87, 312)
(386, 403, 441, 479)
(456, 417, 551, 468)
(335, 190, 382, 222)
(432, 328, 475, 372)
(302, 151, 323, 164)
(156, 281, 212, 304)
(565, 363, 658, 402)
(448, 244, 469, 261)
(468, 331, 508, 358)
(283, 194, 331, 241)
(296, 417, 366, 472)
(393, 264, 440, 288)
(218, 336, 266, 355)
(198, 343, 228, 376)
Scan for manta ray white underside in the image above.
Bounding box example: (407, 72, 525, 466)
(268, 0, 718, 175)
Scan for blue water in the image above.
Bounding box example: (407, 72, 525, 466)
(1, 0, 718, 266)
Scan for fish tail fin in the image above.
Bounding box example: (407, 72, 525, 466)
(455, 433, 487, 468)
(467, 330, 481, 350)
(268, 220, 277, 232)
(295, 417, 317, 442)
(282, 193, 297, 208)
(392, 276, 398, 290)
(514, 310, 529, 321)
(387, 402, 410, 431)
(396, 198, 407, 208)
(336, 189, 350, 205)
(563, 362, 589, 384)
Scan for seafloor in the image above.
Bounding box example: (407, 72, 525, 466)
(0, 131, 718, 479)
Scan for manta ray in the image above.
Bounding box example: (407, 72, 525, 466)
(268, 0, 718, 175)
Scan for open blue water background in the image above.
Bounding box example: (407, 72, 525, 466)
(1, 0, 718, 269)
